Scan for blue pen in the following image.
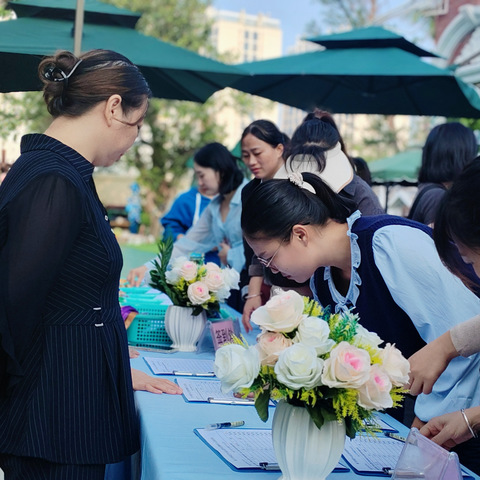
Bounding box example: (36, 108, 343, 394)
(205, 420, 245, 430)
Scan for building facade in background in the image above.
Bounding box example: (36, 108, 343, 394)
(207, 7, 283, 148)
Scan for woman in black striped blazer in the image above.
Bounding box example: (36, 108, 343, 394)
(0, 49, 151, 479)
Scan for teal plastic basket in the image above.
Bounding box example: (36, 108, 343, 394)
(127, 304, 172, 348)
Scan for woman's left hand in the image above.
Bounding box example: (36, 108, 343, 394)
(131, 368, 183, 395)
(129, 347, 140, 359)
(218, 241, 231, 266)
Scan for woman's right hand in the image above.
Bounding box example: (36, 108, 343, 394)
(242, 295, 262, 333)
(127, 265, 148, 287)
(420, 407, 480, 449)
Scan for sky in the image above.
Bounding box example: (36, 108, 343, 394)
(212, 0, 434, 54)
(213, 0, 323, 52)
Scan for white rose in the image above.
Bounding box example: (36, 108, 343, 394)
(357, 365, 393, 410)
(295, 316, 335, 355)
(274, 344, 324, 390)
(187, 281, 211, 305)
(165, 256, 190, 284)
(215, 286, 231, 303)
(257, 331, 293, 366)
(222, 267, 240, 290)
(353, 324, 383, 349)
(170, 256, 189, 269)
(204, 270, 225, 292)
(378, 343, 410, 387)
(214, 344, 260, 393)
(321, 341, 371, 388)
(180, 261, 198, 282)
(251, 290, 305, 333)
(165, 268, 181, 284)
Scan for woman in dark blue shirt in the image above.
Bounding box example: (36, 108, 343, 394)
(0, 49, 151, 479)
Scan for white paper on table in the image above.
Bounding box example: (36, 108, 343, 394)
(194, 428, 349, 472)
(342, 433, 404, 474)
(144, 357, 215, 376)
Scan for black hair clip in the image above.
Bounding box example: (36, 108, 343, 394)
(44, 66, 67, 82)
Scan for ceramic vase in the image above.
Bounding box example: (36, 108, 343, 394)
(164, 305, 207, 352)
(272, 400, 346, 480)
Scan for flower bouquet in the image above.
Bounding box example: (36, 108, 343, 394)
(214, 290, 410, 439)
(149, 236, 240, 316)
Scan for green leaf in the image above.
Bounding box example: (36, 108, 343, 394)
(306, 404, 325, 430)
(255, 390, 271, 423)
(345, 417, 357, 439)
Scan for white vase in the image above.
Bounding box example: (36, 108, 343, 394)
(164, 305, 207, 352)
(272, 400, 346, 480)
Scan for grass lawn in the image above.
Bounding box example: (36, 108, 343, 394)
(120, 243, 158, 279)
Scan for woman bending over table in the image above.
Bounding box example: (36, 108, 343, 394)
(241, 171, 480, 474)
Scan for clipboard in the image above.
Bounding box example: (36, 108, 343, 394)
(342, 430, 474, 478)
(194, 427, 349, 473)
(177, 378, 275, 406)
(143, 357, 215, 376)
(342, 432, 405, 476)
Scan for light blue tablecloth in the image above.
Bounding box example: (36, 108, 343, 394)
(106, 304, 480, 480)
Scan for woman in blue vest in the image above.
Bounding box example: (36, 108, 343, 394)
(0, 49, 150, 479)
(241, 171, 480, 473)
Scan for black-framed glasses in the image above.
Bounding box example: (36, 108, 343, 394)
(257, 241, 283, 268)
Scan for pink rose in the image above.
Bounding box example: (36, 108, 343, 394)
(204, 270, 225, 292)
(357, 365, 393, 410)
(180, 261, 198, 282)
(321, 341, 371, 388)
(187, 281, 211, 305)
(205, 262, 222, 273)
(257, 331, 293, 366)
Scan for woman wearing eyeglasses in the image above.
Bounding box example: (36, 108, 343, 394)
(241, 171, 480, 473)
(0, 49, 153, 479)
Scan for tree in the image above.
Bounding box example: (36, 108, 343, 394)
(102, 0, 253, 236)
(0, 0, 252, 237)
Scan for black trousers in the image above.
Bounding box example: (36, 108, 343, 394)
(0, 454, 106, 480)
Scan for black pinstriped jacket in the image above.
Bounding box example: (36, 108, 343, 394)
(0, 134, 139, 464)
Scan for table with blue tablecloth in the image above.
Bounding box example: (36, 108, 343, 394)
(106, 303, 480, 480)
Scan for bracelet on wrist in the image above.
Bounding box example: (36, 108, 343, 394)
(245, 293, 261, 300)
(461, 408, 478, 438)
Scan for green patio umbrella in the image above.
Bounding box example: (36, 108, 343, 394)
(0, 0, 246, 101)
(231, 27, 480, 118)
(306, 26, 438, 58)
(369, 148, 422, 183)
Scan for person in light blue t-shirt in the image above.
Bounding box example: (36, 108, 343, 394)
(127, 143, 247, 310)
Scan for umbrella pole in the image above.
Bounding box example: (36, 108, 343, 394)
(74, 0, 85, 56)
(385, 184, 390, 214)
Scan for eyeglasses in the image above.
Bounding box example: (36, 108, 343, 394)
(257, 241, 283, 268)
(113, 116, 143, 132)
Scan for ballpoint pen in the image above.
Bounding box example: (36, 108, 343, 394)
(382, 468, 424, 478)
(385, 432, 406, 442)
(205, 420, 245, 430)
(259, 462, 280, 471)
(207, 397, 254, 404)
